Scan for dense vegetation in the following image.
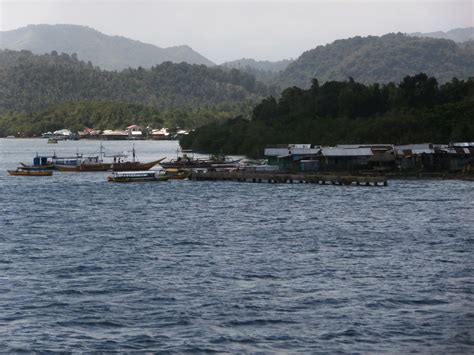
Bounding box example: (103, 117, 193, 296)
(0, 101, 241, 137)
(278, 33, 474, 88)
(2, 32, 474, 138)
(0, 49, 271, 135)
(180, 74, 474, 157)
(0, 24, 214, 70)
(0, 49, 271, 114)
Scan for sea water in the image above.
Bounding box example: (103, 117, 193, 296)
(0, 138, 473, 352)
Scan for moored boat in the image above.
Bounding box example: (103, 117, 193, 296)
(54, 144, 165, 172)
(164, 168, 190, 179)
(111, 157, 166, 171)
(107, 170, 170, 182)
(8, 169, 53, 176)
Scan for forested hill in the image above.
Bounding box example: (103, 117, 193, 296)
(221, 58, 293, 72)
(410, 27, 474, 43)
(0, 49, 272, 114)
(181, 74, 474, 157)
(278, 33, 474, 89)
(0, 24, 214, 70)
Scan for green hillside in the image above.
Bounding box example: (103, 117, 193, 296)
(181, 74, 474, 157)
(0, 49, 271, 114)
(278, 33, 474, 89)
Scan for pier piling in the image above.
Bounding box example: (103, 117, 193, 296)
(190, 171, 387, 187)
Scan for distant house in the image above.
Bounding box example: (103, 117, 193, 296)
(320, 147, 373, 171)
(265, 142, 472, 173)
(175, 130, 189, 139)
(79, 127, 102, 139)
(265, 144, 321, 171)
(151, 128, 170, 140)
(265, 144, 375, 172)
(102, 129, 129, 140)
(126, 125, 145, 140)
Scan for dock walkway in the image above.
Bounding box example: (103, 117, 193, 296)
(190, 171, 388, 186)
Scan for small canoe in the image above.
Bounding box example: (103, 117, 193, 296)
(8, 169, 53, 176)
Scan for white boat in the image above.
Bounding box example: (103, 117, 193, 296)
(107, 170, 169, 182)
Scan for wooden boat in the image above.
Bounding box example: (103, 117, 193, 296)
(20, 153, 84, 171)
(55, 162, 112, 172)
(160, 150, 239, 170)
(55, 158, 165, 172)
(55, 144, 165, 172)
(164, 168, 190, 180)
(8, 169, 53, 176)
(111, 157, 166, 171)
(18, 162, 55, 170)
(107, 171, 170, 182)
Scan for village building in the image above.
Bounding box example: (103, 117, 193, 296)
(151, 128, 170, 140)
(265, 142, 473, 173)
(101, 129, 129, 140)
(79, 127, 102, 139)
(126, 125, 145, 140)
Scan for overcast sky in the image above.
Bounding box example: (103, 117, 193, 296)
(1, 0, 472, 63)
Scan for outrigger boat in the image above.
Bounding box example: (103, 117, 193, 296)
(8, 168, 53, 176)
(19, 152, 84, 170)
(107, 170, 169, 182)
(55, 144, 165, 172)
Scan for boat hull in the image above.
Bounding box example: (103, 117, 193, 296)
(55, 158, 165, 172)
(111, 158, 165, 171)
(55, 163, 112, 172)
(107, 175, 169, 182)
(18, 163, 55, 170)
(8, 170, 53, 176)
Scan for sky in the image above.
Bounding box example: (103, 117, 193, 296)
(0, 0, 473, 63)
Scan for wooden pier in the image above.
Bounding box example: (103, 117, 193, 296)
(190, 171, 388, 186)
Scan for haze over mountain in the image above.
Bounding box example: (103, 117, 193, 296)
(0, 24, 215, 70)
(278, 33, 474, 89)
(410, 27, 474, 43)
(221, 58, 293, 72)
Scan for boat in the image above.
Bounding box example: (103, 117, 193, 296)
(47, 138, 58, 144)
(8, 168, 53, 176)
(164, 168, 190, 179)
(160, 150, 237, 170)
(107, 170, 170, 182)
(55, 144, 165, 172)
(110, 159, 164, 171)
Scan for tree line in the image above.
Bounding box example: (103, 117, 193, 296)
(180, 74, 474, 157)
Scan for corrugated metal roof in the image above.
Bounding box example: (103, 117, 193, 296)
(321, 147, 373, 157)
(290, 148, 321, 155)
(336, 144, 393, 149)
(264, 148, 289, 156)
(452, 142, 474, 147)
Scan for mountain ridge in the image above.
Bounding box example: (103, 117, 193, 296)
(409, 27, 474, 43)
(277, 33, 474, 88)
(0, 24, 215, 70)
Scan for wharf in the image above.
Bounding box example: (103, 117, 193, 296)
(190, 171, 388, 186)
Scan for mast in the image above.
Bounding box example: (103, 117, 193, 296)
(100, 142, 104, 162)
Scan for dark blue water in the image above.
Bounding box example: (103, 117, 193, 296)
(1, 139, 473, 352)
